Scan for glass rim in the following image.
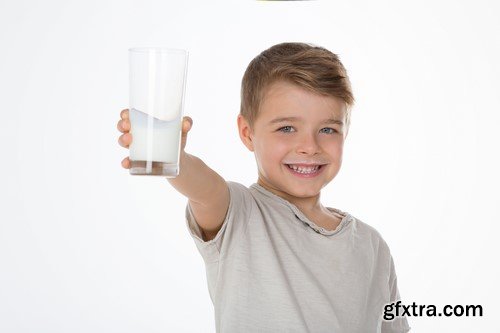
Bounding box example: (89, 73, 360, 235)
(128, 47, 188, 55)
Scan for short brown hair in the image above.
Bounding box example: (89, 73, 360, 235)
(240, 42, 355, 132)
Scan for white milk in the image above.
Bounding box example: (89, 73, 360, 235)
(129, 108, 182, 163)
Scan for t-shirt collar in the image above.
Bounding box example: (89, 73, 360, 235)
(249, 182, 352, 236)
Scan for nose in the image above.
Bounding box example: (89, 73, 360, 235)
(295, 132, 321, 155)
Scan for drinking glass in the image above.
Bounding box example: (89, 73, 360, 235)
(128, 47, 189, 177)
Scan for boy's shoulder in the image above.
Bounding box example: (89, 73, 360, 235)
(349, 214, 392, 253)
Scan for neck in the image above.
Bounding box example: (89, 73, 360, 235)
(257, 178, 325, 214)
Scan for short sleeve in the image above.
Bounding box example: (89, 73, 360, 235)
(185, 180, 253, 264)
(381, 255, 412, 333)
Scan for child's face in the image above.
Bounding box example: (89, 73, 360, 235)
(238, 80, 348, 202)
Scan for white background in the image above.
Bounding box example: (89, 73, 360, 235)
(1, 0, 499, 332)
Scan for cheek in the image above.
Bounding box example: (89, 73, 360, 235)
(267, 141, 289, 161)
(324, 138, 344, 154)
(257, 136, 287, 154)
(334, 143, 344, 156)
(256, 140, 289, 168)
(334, 145, 344, 165)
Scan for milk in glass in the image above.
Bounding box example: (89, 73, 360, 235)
(129, 108, 182, 174)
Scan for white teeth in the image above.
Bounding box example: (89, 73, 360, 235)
(288, 164, 319, 173)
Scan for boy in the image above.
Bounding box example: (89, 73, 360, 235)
(117, 42, 411, 332)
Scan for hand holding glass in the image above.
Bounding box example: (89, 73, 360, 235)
(127, 47, 189, 177)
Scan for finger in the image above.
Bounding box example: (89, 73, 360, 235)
(120, 108, 129, 120)
(121, 157, 131, 169)
(118, 133, 132, 148)
(117, 119, 130, 133)
(184, 116, 192, 126)
(182, 116, 192, 132)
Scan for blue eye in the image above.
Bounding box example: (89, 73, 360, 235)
(321, 128, 338, 134)
(278, 126, 294, 133)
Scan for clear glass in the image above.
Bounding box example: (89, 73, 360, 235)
(128, 47, 189, 177)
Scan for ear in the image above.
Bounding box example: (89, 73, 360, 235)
(237, 114, 255, 152)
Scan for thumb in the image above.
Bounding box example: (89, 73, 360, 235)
(182, 116, 193, 133)
(180, 116, 192, 151)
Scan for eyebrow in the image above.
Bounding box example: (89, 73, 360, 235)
(268, 116, 344, 126)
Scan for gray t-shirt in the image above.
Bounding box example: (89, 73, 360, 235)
(185, 181, 411, 332)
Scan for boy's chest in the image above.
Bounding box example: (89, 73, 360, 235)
(222, 227, 388, 332)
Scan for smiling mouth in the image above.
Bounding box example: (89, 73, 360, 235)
(285, 164, 324, 175)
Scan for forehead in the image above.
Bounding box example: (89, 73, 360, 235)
(258, 80, 346, 121)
